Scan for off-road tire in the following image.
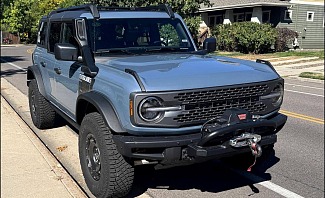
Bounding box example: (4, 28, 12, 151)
(28, 79, 57, 129)
(79, 112, 134, 198)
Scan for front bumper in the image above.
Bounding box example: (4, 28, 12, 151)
(113, 113, 287, 165)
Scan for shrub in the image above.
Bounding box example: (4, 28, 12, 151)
(275, 27, 298, 52)
(211, 24, 237, 51)
(211, 22, 277, 54)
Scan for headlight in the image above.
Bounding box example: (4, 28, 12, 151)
(260, 83, 284, 107)
(138, 97, 164, 122)
(271, 83, 284, 106)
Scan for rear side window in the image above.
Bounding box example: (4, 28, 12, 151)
(48, 22, 62, 53)
(37, 22, 47, 48)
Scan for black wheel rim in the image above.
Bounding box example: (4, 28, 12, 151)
(30, 89, 37, 120)
(85, 133, 101, 181)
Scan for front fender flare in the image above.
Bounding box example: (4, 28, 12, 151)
(27, 65, 47, 98)
(76, 91, 125, 133)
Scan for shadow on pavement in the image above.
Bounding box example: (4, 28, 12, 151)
(1, 56, 26, 63)
(1, 68, 26, 77)
(127, 150, 280, 197)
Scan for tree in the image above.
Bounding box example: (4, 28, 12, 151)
(2, 0, 37, 42)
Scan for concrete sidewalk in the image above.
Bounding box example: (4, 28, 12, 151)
(1, 97, 86, 198)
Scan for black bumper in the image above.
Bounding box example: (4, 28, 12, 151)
(113, 113, 287, 163)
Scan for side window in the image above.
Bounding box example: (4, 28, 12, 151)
(37, 22, 47, 47)
(49, 22, 62, 53)
(61, 23, 78, 47)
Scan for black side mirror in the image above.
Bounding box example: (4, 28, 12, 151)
(54, 43, 78, 61)
(203, 37, 217, 53)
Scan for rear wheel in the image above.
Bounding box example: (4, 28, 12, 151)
(79, 112, 134, 198)
(28, 79, 57, 129)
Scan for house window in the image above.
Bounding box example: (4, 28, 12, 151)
(208, 16, 215, 26)
(245, 12, 252, 21)
(307, 11, 314, 21)
(284, 10, 293, 20)
(216, 15, 224, 24)
(234, 13, 245, 22)
(208, 15, 224, 26)
(262, 11, 271, 23)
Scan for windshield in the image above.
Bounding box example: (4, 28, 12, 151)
(86, 18, 195, 54)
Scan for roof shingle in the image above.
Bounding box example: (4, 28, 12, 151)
(204, 0, 290, 8)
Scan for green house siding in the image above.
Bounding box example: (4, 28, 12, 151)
(277, 4, 324, 49)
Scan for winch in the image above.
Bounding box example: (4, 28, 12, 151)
(200, 108, 265, 171)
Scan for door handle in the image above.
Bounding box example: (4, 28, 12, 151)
(54, 67, 61, 75)
(40, 61, 46, 67)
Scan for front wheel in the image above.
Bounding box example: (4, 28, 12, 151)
(79, 112, 134, 198)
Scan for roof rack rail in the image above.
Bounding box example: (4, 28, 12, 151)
(48, 4, 100, 19)
(135, 4, 175, 18)
(48, 4, 175, 19)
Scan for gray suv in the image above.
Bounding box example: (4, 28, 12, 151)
(27, 4, 287, 198)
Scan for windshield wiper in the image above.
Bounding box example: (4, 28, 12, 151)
(95, 48, 139, 55)
(145, 47, 188, 53)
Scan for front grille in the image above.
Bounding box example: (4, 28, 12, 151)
(173, 84, 269, 124)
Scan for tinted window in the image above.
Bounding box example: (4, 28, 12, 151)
(37, 22, 47, 48)
(61, 23, 78, 47)
(87, 18, 195, 53)
(49, 22, 61, 53)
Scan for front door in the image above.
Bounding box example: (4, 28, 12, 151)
(49, 21, 81, 118)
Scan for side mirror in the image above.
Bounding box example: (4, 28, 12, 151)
(203, 37, 217, 53)
(54, 43, 78, 61)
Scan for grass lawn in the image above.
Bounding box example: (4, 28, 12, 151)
(299, 72, 324, 80)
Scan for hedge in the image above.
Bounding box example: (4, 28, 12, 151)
(211, 22, 278, 54)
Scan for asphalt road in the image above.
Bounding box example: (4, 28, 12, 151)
(1, 45, 324, 198)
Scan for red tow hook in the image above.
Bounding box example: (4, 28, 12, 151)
(247, 140, 262, 172)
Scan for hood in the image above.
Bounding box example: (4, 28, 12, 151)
(95, 54, 279, 92)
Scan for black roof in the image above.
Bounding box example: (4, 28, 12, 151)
(46, 4, 175, 20)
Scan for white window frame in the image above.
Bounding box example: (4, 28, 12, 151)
(306, 11, 314, 22)
(262, 10, 271, 23)
(284, 10, 293, 20)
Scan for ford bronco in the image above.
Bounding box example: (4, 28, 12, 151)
(28, 4, 287, 198)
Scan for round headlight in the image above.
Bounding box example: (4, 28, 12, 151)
(271, 83, 284, 106)
(138, 97, 164, 122)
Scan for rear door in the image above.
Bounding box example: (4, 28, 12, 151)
(34, 21, 55, 99)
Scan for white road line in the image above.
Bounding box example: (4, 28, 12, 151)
(285, 83, 324, 90)
(285, 89, 324, 97)
(228, 166, 305, 198)
(1, 58, 27, 73)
